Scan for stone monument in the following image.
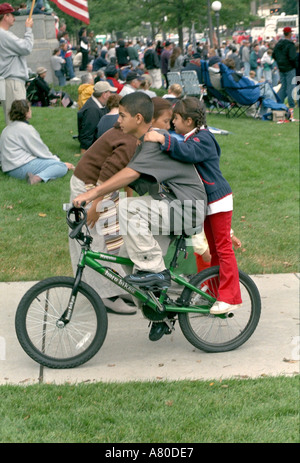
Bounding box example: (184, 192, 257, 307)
(11, 14, 59, 84)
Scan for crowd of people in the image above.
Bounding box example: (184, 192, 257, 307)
(0, 3, 298, 334)
(50, 24, 298, 120)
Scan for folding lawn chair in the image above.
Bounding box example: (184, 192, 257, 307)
(180, 70, 201, 97)
(219, 63, 263, 118)
(166, 72, 183, 88)
(200, 60, 236, 117)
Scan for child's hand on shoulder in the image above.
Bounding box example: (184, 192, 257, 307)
(144, 130, 165, 144)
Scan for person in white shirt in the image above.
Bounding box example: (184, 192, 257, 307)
(0, 99, 74, 184)
(119, 71, 144, 96)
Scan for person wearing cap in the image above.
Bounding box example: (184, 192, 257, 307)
(34, 67, 51, 106)
(77, 80, 117, 154)
(183, 52, 203, 83)
(119, 71, 144, 97)
(0, 3, 34, 123)
(59, 37, 75, 80)
(105, 64, 124, 94)
(273, 26, 297, 111)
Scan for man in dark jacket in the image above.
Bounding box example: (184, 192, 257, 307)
(273, 26, 297, 110)
(143, 41, 162, 89)
(77, 81, 117, 154)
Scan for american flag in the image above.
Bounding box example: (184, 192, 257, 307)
(50, 0, 89, 24)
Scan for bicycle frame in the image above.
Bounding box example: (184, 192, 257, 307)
(73, 246, 215, 317)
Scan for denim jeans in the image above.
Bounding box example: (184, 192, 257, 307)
(54, 70, 66, 87)
(263, 69, 272, 83)
(65, 56, 75, 79)
(278, 68, 296, 108)
(8, 158, 68, 182)
(243, 62, 250, 77)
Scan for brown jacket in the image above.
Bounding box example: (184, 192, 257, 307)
(74, 125, 138, 185)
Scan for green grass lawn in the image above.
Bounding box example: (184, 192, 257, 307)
(0, 93, 299, 444)
(0, 377, 299, 443)
(0, 98, 298, 281)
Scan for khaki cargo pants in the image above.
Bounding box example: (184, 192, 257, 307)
(118, 195, 172, 273)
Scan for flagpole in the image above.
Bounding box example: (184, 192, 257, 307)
(28, 0, 36, 20)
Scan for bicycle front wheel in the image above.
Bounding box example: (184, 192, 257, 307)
(15, 277, 108, 369)
(178, 266, 261, 353)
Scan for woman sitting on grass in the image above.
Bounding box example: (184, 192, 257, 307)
(0, 99, 74, 185)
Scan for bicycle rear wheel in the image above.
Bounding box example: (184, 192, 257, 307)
(178, 266, 261, 353)
(15, 277, 108, 369)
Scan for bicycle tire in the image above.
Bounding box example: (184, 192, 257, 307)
(15, 277, 108, 369)
(178, 266, 261, 353)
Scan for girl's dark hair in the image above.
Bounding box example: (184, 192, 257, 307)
(120, 92, 153, 123)
(173, 97, 207, 131)
(170, 46, 182, 68)
(152, 97, 172, 121)
(9, 99, 30, 122)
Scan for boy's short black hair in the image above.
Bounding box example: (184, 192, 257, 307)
(119, 92, 153, 123)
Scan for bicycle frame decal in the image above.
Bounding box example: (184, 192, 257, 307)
(79, 250, 215, 314)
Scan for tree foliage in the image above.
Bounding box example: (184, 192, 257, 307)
(11, 0, 257, 46)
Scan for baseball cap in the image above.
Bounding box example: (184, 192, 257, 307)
(126, 71, 144, 82)
(105, 64, 118, 77)
(93, 81, 117, 95)
(283, 26, 292, 34)
(0, 3, 19, 14)
(208, 55, 221, 67)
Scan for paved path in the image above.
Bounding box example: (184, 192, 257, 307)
(0, 273, 299, 385)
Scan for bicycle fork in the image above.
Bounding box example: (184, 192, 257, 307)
(58, 266, 84, 326)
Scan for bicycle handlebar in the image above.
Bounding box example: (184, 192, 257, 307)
(67, 206, 87, 239)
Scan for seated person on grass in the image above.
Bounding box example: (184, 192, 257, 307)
(73, 92, 207, 341)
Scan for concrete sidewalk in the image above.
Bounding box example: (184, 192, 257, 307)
(0, 273, 299, 385)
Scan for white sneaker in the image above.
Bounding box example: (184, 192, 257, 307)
(210, 301, 242, 315)
(103, 297, 137, 315)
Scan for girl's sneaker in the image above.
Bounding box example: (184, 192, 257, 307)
(210, 301, 242, 315)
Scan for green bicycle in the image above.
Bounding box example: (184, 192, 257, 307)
(15, 206, 261, 369)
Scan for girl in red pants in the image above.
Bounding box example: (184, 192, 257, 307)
(144, 97, 242, 314)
